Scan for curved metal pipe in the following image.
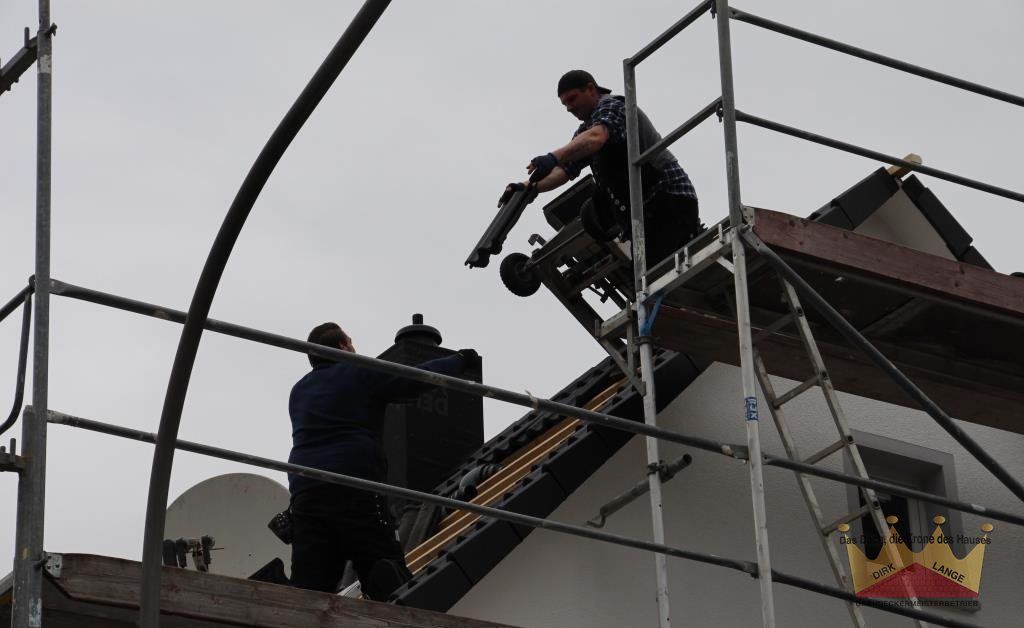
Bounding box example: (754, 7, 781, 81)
(138, 2, 391, 625)
(0, 284, 33, 324)
(0, 287, 32, 437)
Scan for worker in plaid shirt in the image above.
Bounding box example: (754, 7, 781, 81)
(501, 70, 700, 266)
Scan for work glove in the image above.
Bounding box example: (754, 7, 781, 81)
(497, 182, 527, 207)
(528, 152, 559, 181)
(457, 348, 481, 367)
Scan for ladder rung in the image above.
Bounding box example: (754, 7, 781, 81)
(773, 374, 819, 408)
(752, 313, 794, 346)
(803, 438, 849, 465)
(821, 504, 872, 536)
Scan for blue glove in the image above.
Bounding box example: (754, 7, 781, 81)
(529, 153, 559, 181)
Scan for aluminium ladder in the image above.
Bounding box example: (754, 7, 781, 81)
(749, 276, 927, 628)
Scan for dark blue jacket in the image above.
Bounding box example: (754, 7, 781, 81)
(287, 353, 467, 496)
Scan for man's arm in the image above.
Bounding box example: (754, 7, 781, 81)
(551, 124, 609, 165)
(533, 166, 570, 192)
(498, 167, 569, 207)
(524, 123, 609, 188)
(365, 353, 469, 400)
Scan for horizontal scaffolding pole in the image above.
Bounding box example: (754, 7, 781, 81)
(627, 0, 712, 66)
(735, 110, 1024, 204)
(729, 7, 1024, 110)
(45, 278, 715, 450)
(635, 97, 721, 167)
(44, 407, 983, 628)
(742, 231, 1024, 503)
(762, 451, 1024, 528)
(48, 279, 1024, 527)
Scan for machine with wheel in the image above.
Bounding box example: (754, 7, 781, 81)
(466, 176, 640, 372)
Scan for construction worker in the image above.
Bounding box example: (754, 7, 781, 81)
(501, 69, 700, 266)
(287, 322, 477, 600)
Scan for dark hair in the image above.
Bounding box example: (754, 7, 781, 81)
(307, 322, 349, 368)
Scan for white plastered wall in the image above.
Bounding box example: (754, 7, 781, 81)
(450, 363, 1024, 628)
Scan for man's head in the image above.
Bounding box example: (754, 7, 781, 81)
(557, 70, 611, 121)
(307, 322, 355, 368)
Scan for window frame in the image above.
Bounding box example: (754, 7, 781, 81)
(843, 430, 964, 555)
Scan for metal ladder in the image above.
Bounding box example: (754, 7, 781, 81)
(750, 278, 927, 628)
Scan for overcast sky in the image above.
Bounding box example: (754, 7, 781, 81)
(1, 1, 1022, 572)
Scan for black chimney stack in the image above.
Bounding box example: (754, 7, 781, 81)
(377, 315, 484, 532)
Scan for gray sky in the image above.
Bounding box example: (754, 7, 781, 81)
(2, 1, 1022, 572)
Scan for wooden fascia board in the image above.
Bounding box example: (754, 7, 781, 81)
(38, 554, 520, 628)
(752, 207, 1024, 318)
(651, 305, 1024, 434)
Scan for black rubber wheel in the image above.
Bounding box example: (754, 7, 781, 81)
(500, 252, 542, 297)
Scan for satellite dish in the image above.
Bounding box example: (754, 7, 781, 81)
(164, 472, 290, 579)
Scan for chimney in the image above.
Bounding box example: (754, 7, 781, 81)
(377, 314, 484, 527)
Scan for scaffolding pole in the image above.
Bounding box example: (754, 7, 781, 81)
(714, 1, 775, 626)
(37, 278, 1024, 529)
(623, 61, 672, 628)
(43, 407, 984, 628)
(11, 1, 52, 626)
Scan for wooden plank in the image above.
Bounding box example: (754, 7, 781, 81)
(752, 207, 1024, 317)
(41, 554, 520, 628)
(886, 153, 922, 179)
(405, 381, 622, 573)
(652, 305, 1024, 434)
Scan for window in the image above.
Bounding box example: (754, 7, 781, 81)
(844, 430, 964, 558)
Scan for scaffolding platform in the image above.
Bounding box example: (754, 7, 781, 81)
(0, 554, 519, 628)
(524, 203, 1024, 435)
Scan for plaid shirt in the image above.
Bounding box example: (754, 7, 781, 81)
(562, 94, 697, 201)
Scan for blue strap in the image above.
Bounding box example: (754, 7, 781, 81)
(639, 292, 666, 336)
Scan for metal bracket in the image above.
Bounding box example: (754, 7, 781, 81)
(43, 553, 62, 578)
(728, 443, 750, 461)
(587, 454, 693, 528)
(528, 233, 547, 247)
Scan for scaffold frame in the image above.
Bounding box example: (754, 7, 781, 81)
(4, 1, 1024, 627)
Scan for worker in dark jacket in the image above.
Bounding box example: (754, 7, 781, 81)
(501, 70, 700, 266)
(288, 322, 475, 600)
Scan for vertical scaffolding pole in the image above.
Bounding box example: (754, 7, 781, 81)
(12, 1, 53, 626)
(623, 60, 672, 628)
(714, 1, 775, 625)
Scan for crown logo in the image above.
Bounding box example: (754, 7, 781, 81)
(838, 515, 993, 601)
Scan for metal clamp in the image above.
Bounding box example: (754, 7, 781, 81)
(38, 552, 62, 578)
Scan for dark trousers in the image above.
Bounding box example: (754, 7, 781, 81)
(622, 193, 701, 267)
(290, 484, 410, 600)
